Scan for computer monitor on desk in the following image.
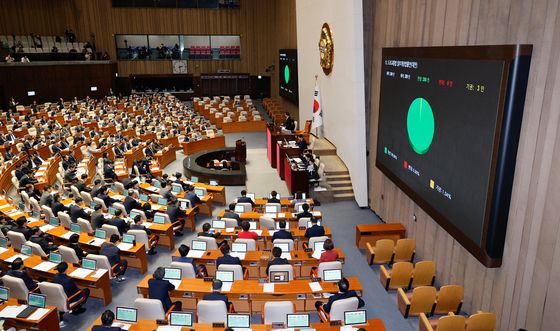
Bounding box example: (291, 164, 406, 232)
(227, 314, 250, 329)
(344, 310, 367, 326)
(287, 313, 310, 328)
(170, 312, 193, 327)
(269, 271, 289, 283)
(116, 307, 138, 323)
(191, 240, 207, 251)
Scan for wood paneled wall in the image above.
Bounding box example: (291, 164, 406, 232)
(365, 1, 560, 330)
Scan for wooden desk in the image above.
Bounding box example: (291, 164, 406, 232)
(276, 143, 302, 180)
(87, 319, 386, 331)
(173, 248, 345, 279)
(216, 210, 323, 233)
(285, 157, 309, 195)
(154, 147, 176, 169)
(124, 145, 146, 169)
(182, 136, 226, 156)
(266, 125, 295, 169)
(253, 198, 314, 207)
(0, 298, 60, 331)
(160, 136, 180, 150)
(355, 223, 407, 249)
(222, 120, 266, 133)
(139, 182, 214, 218)
(137, 276, 363, 313)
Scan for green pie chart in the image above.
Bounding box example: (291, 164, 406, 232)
(284, 65, 290, 84)
(407, 97, 435, 155)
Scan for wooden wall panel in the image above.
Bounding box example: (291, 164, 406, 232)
(366, 0, 560, 330)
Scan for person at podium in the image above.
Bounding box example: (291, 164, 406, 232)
(282, 112, 295, 132)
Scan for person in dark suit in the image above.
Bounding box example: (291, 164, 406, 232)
(297, 203, 313, 219)
(99, 234, 127, 280)
(198, 222, 221, 240)
(216, 244, 241, 269)
(51, 194, 70, 216)
(70, 197, 90, 223)
(68, 233, 87, 260)
(91, 310, 124, 331)
(166, 199, 185, 235)
(202, 280, 233, 311)
(265, 246, 290, 274)
(75, 174, 91, 192)
(171, 244, 206, 277)
(53, 262, 89, 314)
(103, 162, 117, 181)
(130, 215, 158, 255)
(315, 277, 365, 313)
(283, 112, 295, 131)
(184, 185, 201, 208)
(39, 185, 54, 207)
(123, 190, 142, 213)
(12, 217, 32, 239)
(29, 227, 57, 254)
(304, 218, 325, 238)
(108, 209, 129, 235)
(98, 187, 118, 208)
(272, 220, 293, 241)
(148, 267, 182, 312)
(90, 179, 103, 198)
(91, 204, 106, 229)
(237, 190, 255, 207)
(6, 258, 38, 291)
(222, 203, 242, 225)
(296, 135, 308, 151)
(268, 191, 281, 204)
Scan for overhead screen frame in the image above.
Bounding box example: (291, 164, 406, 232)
(376, 45, 532, 267)
(279, 48, 299, 104)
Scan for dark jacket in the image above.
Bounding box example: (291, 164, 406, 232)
(304, 225, 325, 238)
(70, 204, 89, 223)
(30, 235, 56, 253)
(52, 201, 70, 216)
(99, 242, 121, 266)
(323, 290, 365, 313)
(216, 254, 241, 268)
(272, 230, 293, 241)
(237, 196, 255, 207)
(108, 217, 128, 235)
(123, 196, 141, 213)
(202, 292, 231, 310)
(148, 278, 174, 311)
(166, 205, 186, 222)
(69, 242, 86, 260)
(6, 269, 37, 290)
(91, 212, 106, 229)
(53, 273, 81, 302)
(265, 257, 290, 274)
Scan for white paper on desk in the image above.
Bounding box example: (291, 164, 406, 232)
(39, 224, 54, 232)
(89, 238, 105, 247)
(281, 253, 291, 260)
(156, 326, 181, 331)
(90, 268, 107, 279)
(60, 231, 74, 239)
(117, 243, 134, 251)
(322, 293, 334, 298)
(312, 250, 322, 260)
(340, 326, 359, 331)
(112, 194, 125, 200)
(264, 213, 276, 218)
(27, 308, 50, 321)
(69, 267, 93, 279)
(0, 305, 28, 318)
(308, 282, 323, 292)
(0, 247, 7, 254)
(147, 186, 159, 192)
(33, 261, 57, 272)
(232, 328, 252, 331)
(226, 227, 235, 233)
(312, 211, 321, 216)
(0, 204, 11, 209)
(144, 222, 154, 229)
(254, 230, 263, 236)
(221, 281, 233, 292)
(5, 254, 28, 263)
(187, 250, 205, 258)
(112, 322, 132, 330)
(277, 213, 286, 218)
(269, 230, 276, 236)
(230, 252, 246, 260)
(263, 283, 275, 293)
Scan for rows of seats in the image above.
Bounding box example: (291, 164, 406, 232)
(1, 35, 90, 53)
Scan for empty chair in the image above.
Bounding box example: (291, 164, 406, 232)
(77, 217, 94, 234)
(218, 264, 248, 280)
(466, 311, 496, 331)
(268, 264, 294, 281)
(58, 212, 72, 229)
(433, 285, 464, 315)
(366, 239, 394, 265)
(6, 231, 27, 251)
(393, 238, 416, 263)
(87, 254, 122, 280)
(25, 241, 47, 257)
(411, 260, 436, 288)
(315, 261, 343, 279)
(259, 216, 275, 230)
(93, 197, 107, 210)
(41, 205, 56, 219)
(379, 262, 413, 290)
(318, 297, 359, 323)
(298, 217, 311, 228)
(70, 185, 81, 199)
(419, 313, 466, 331)
(114, 182, 125, 193)
(195, 236, 218, 250)
(235, 202, 252, 212)
(273, 239, 294, 251)
(80, 191, 93, 205)
(2, 275, 29, 301)
(39, 281, 87, 325)
(262, 301, 295, 324)
(59, 245, 81, 264)
(197, 300, 228, 324)
(397, 286, 437, 318)
(102, 224, 121, 238)
(29, 197, 41, 212)
(234, 238, 257, 251)
(135, 298, 173, 320)
(127, 229, 157, 253)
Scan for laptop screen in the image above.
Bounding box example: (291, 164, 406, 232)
(190, 176, 198, 183)
(49, 252, 62, 264)
(154, 215, 165, 224)
(344, 310, 367, 326)
(116, 307, 138, 323)
(265, 205, 278, 213)
(90, 202, 97, 209)
(129, 211, 139, 220)
(21, 244, 32, 256)
(108, 207, 116, 215)
(82, 258, 97, 270)
(49, 217, 59, 226)
(31, 210, 41, 219)
(70, 223, 81, 233)
(169, 312, 193, 326)
(274, 242, 290, 252)
(227, 314, 250, 328)
(323, 269, 342, 282)
(287, 314, 310, 328)
(234, 205, 245, 213)
(139, 194, 149, 202)
(209, 180, 218, 186)
(194, 188, 205, 197)
(231, 242, 247, 253)
(245, 193, 255, 200)
(28, 293, 46, 308)
(164, 268, 182, 280)
(191, 240, 207, 251)
(212, 220, 225, 229)
(171, 185, 181, 193)
(157, 198, 167, 206)
(0, 286, 8, 301)
(215, 270, 234, 283)
(249, 221, 257, 230)
(95, 229, 106, 239)
(122, 234, 135, 244)
(0, 237, 8, 249)
(153, 181, 161, 188)
(269, 271, 289, 283)
(313, 241, 325, 253)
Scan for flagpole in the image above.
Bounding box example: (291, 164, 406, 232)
(314, 75, 318, 138)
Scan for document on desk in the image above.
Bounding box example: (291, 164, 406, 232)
(263, 283, 275, 293)
(187, 250, 205, 258)
(230, 252, 246, 260)
(311, 250, 322, 260)
(254, 230, 263, 236)
(156, 327, 181, 331)
(147, 186, 159, 192)
(33, 261, 57, 272)
(39, 224, 54, 232)
(312, 211, 321, 216)
(277, 213, 286, 218)
(90, 269, 107, 279)
(60, 231, 74, 240)
(27, 308, 50, 321)
(308, 282, 323, 292)
(0, 204, 11, 209)
(0, 305, 28, 318)
(226, 227, 235, 233)
(117, 243, 134, 251)
(221, 282, 233, 292)
(264, 213, 276, 218)
(5, 254, 29, 263)
(144, 222, 155, 229)
(69, 267, 93, 279)
(340, 326, 359, 331)
(112, 322, 132, 330)
(112, 194, 125, 200)
(281, 253, 292, 260)
(89, 238, 105, 247)
(0, 247, 7, 254)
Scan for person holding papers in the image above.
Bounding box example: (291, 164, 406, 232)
(216, 244, 241, 269)
(203, 280, 233, 312)
(7, 258, 38, 292)
(53, 262, 89, 314)
(319, 239, 339, 263)
(272, 220, 293, 241)
(52, 194, 70, 216)
(265, 246, 290, 274)
(297, 203, 313, 219)
(315, 277, 365, 313)
(91, 310, 124, 331)
(237, 221, 258, 240)
(148, 267, 182, 311)
(282, 112, 296, 132)
(75, 174, 91, 193)
(305, 218, 325, 239)
(98, 187, 119, 208)
(99, 234, 127, 281)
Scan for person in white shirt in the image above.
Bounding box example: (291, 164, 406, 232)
(21, 56, 30, 63)
(4, 54, 14, 63)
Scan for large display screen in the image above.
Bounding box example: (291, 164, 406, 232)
(376, 45, 532, 267)
(279, 49, 299, 104)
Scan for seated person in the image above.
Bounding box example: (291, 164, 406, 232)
(297, 203, 313, 219)
(315, 277, 365, 313)
(91, 204, 106, 229)
(108, 209, 129, 235)
(267, 190, 281, 204)
(237, 220, 258, 240)
(216, 244, 241, 269)
(203, 279, 233, 311)
(296, 135, 308, 151)
(184, 185, 201, 208)
(291, 191, 306, 205)
(12, 216, 32, 239)
(272, 220, 293, 241)
(54, 262, 90, 314)
(142, 203, 155, 221)
(319, 239, 339, 263)
(98, 186, 119, 208)
(172, 244, 207, 277)
(99, 234, 128, 281)
(92, 310, 124, 331)
(130, 215, 158, 255)
(148, 267, 182, 311)
(304, 218, 325, 238)
(282, 112, 295, 131)
(69, 233, 87, 260)
(265, 246, 289, 274)
(166, 198, 186, 235)
(223, 203, 241, 225)
(52, 193, 70, 216)
(7, 258, 38, 291)
(29, 227, 57, 254)
(123, 189, 142, 213)
(70, 197, 90, 223)
(237, 190, 255, 207)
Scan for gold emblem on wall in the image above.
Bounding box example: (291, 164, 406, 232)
(319, 23, 334, 75)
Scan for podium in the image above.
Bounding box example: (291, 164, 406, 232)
(266, 124, 295, 168)
(235, 139, 247, 163)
